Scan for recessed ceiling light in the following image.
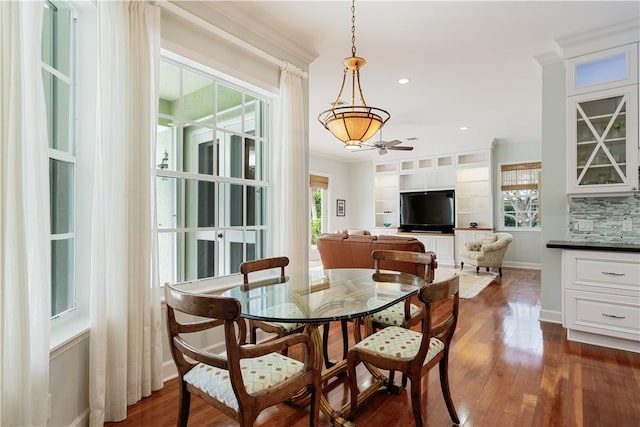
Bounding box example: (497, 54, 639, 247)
(459, 126, 470, 131)
(398, 78, 410, 85)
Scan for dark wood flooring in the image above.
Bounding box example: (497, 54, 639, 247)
(106, 268, 640, 426)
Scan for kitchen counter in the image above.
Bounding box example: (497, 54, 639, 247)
(546, 240, 640, 253)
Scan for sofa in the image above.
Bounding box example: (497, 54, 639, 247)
(317, 232, 435, 279)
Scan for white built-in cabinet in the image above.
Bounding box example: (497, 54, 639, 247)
(566, 43, 639, 195)
(372, 148, 494, 266)
(562, 249, 640, 353)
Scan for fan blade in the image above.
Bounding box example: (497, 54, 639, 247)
(379, 139, 402, 147)
(388, 146, 414, 151)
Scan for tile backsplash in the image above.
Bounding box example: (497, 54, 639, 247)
(568, 194, 640, 244)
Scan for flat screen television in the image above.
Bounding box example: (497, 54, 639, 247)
(399, 190, 455, 233)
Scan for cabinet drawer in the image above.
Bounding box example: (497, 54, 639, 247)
(565, 290, 640, 341)
(574, 257, 640, 288)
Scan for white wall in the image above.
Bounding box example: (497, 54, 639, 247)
(48, 4, 313, 425)
(493, 140, 543, 268)
(309, 154, 354, 232)
(540, 59, 567, 322)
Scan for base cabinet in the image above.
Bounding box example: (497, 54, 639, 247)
(398, 233, 455, 266)
(562, 249, 640, 353)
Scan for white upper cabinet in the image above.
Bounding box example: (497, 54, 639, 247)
(566, 44, 638, 96)
(566, 86, 638, 194)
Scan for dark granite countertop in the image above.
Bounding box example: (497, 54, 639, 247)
(546, 240, 640, 253)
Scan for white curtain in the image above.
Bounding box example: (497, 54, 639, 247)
(89, 1, 163, 425)
(0, 1, 51, 426)
(272, 62, 309, 274)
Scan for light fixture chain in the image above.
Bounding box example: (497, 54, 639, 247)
(351, 0, 356, 57)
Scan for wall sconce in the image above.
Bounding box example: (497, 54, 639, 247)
(157, 150, 168, 170)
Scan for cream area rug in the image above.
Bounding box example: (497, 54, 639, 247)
(435, 268, 497, 299)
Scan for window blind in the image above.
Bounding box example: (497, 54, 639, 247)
(309, 174, 329, 190)
(500, 162, 541, 191)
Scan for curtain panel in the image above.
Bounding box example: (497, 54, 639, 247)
(0, 1, 51, 426)
(272, 62, 309, 274)
(89, 2, 163, 425)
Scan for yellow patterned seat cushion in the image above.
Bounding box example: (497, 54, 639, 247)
(367, 298, 420, 327)
(354, 325, 444, 360)
(183, 352, 304, 411)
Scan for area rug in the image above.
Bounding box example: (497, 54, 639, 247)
(435, 268, 497, 299)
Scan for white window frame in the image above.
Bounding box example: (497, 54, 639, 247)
(499, 161, 542, 230)
(156, 52, 272, 289)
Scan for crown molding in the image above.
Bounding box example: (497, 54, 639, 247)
(555, 17, 640, 59)
(197, 1, 318, 66)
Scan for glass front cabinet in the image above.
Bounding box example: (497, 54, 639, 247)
(566, 86, 638, 194)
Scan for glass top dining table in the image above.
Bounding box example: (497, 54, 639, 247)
(221, 268, 425, 324)
(221, 267, 430, 427)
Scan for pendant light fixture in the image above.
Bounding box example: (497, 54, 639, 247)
(318, 0, 390, 149)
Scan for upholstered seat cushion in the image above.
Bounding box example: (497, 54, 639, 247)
(183, 352, 304, 411)
(354, 325, 444, 360)
(367, 298, 420, 327)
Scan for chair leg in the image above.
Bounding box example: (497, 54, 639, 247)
(341, 320, 349, 360)
(409, 373, 425, 427)
(476, 266, 480, 274)
(177, 383, 190, 427)
(459, 261, 464, 270)
(309, 382, 322, 427)
(439, 355, 460, 425)
(499, 267, 503, 277)
(347, 353, 360, 419)
(486, 267, 490, 272)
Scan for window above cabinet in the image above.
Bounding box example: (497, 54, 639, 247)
(566, 44, 638, 96)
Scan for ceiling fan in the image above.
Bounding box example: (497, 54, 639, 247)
(359, 137, 415, 155)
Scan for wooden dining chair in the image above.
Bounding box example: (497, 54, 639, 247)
(369, 249, 438, 332)
(164, 282, 322, 427)
(240, 257, 306, 348)
(347, 274, 460, 427)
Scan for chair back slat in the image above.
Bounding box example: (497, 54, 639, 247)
(372, 250, 437, 283)
(240, 256, 289, 284)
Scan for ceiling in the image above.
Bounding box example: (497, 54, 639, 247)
(207, 1, 640, 161)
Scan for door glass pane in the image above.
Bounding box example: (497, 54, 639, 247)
(43, 71, 71, 152)
(185, 179, 215, 228)
(183, 70, 213, 124)
(218, 182, 243, 226)
(50, 159, 74, 234)
(183, 124, 214, 175)
(51, 238, 74, 316)
(185, 231, 216, 280)
(247, 185, 266, 226)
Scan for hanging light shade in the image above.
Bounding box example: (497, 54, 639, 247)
(318, 0, 390, 148)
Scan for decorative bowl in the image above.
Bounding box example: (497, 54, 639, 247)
(383, 222, 392, 227)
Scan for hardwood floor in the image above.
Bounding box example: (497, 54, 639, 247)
(106, 268, 640, 427)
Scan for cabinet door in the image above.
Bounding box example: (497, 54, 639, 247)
(567, 86, 638, 194)
(566, 44, 638, 96)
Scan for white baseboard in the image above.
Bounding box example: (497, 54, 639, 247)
(69, 408, 89, 427)
(539, 309, 562, 324)
(503, 261, 541, 270)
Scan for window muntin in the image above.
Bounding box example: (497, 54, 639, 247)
(500, 162, 541, 229)
(43, 1, 76, 317)
(156, 57, 269, 285)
